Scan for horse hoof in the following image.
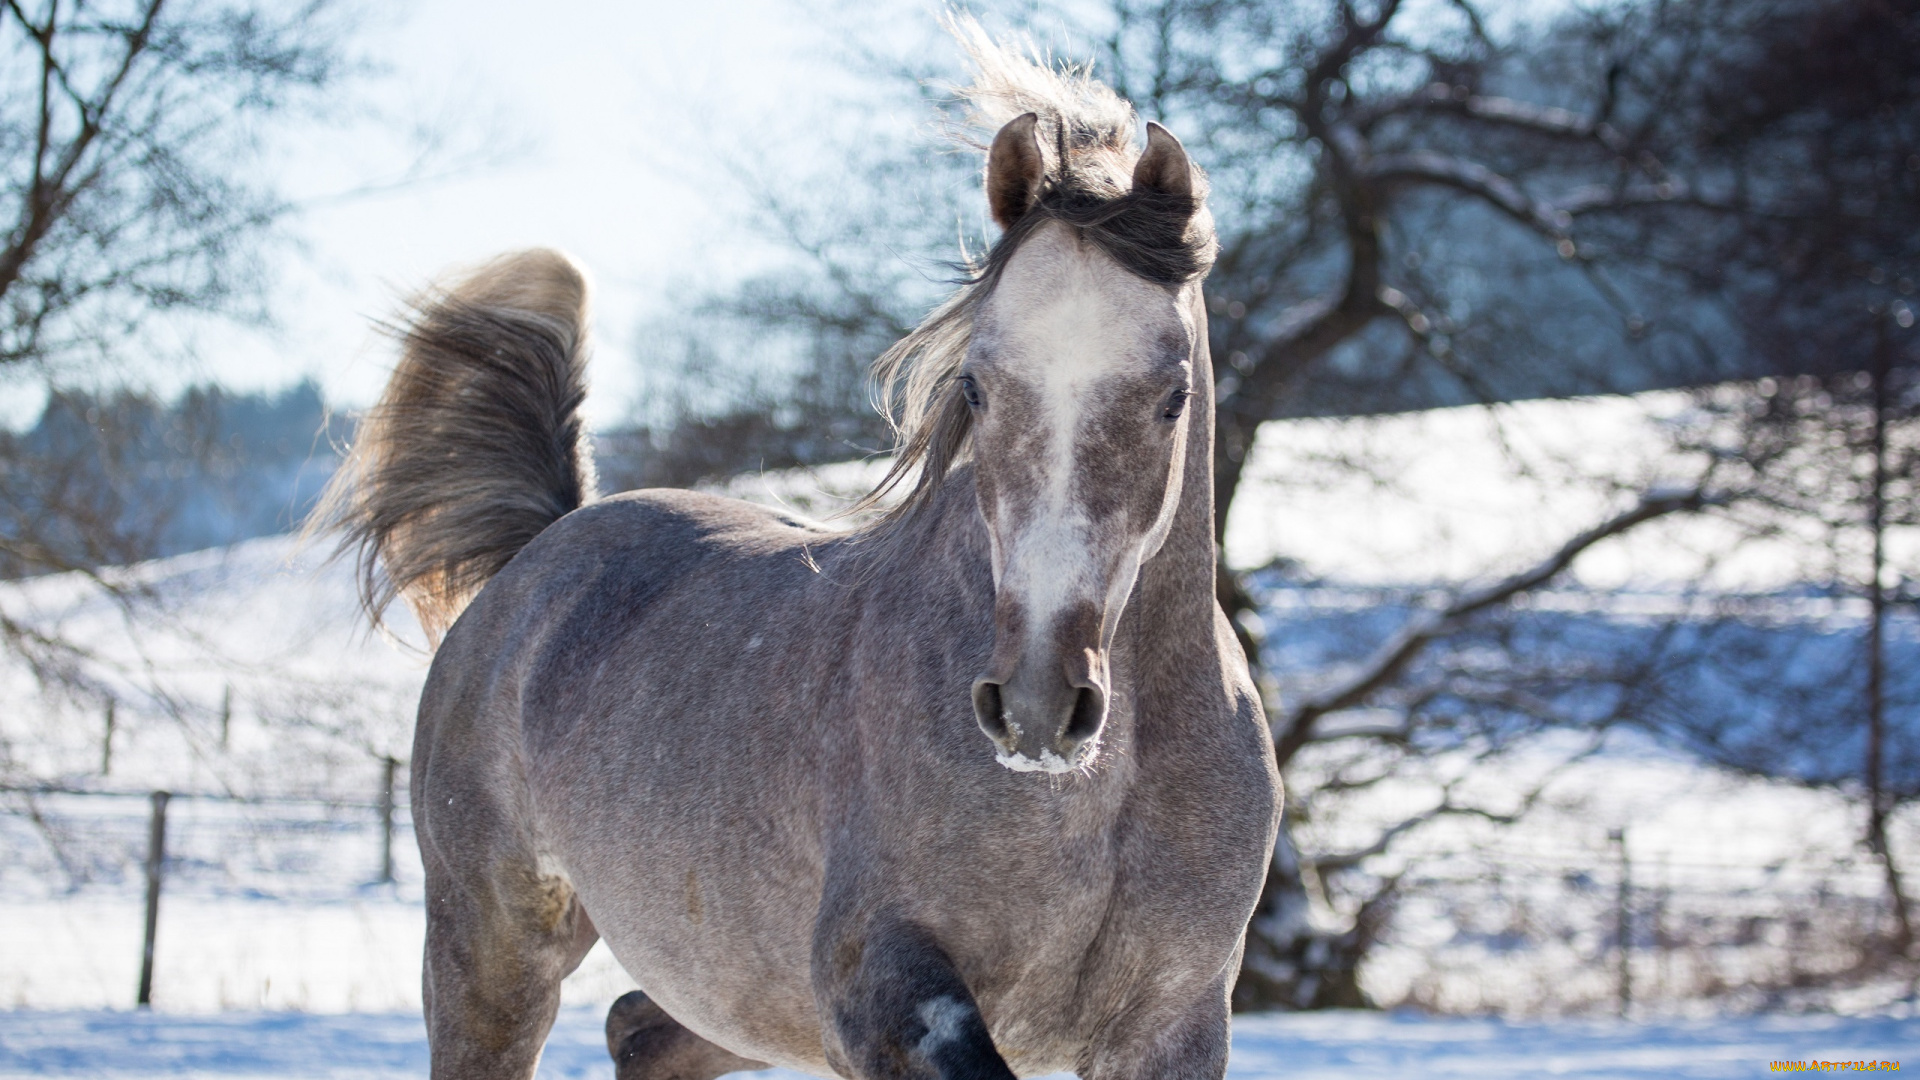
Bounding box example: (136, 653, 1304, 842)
(606, 989, 662, 1058)
(605, 988, 769, 1080)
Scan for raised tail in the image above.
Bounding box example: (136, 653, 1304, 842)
(312, 248, 598, 644)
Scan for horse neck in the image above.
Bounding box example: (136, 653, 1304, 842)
(1128, 291, 1224, 660)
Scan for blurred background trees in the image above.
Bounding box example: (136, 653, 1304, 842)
(1, 0, 358, 712)
(1, 0, 354, 564)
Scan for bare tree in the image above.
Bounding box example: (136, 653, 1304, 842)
(1669, 366, 1920, 957)
(1, 0, 356, 378)
(0, 0, 358, 773)
(1628, 0, 1920, 959)
(1, 0, 355, 577)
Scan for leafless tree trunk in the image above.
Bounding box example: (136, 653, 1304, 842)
(1866, 316, 1913, 955)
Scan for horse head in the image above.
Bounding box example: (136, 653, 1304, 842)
(961, 113, 1212, 774)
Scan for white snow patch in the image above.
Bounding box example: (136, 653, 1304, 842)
(0, 1008, 1911, 1079)
(995, 748, 1074, 774)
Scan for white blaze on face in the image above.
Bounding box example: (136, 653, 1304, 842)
(975, 226, 1195, 636)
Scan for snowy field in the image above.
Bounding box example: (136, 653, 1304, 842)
(0, 1008, 1912, 1079)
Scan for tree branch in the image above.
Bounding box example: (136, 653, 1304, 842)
(0, 0, 164, 303)
(1365, 150, 1570, 236)
(1272, 484, 1728, 766)
(1308, 735, 1598, 876)
(1358, 83, 1633, 156)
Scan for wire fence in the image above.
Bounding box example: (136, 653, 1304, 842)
(1378, 835, 1909, 1017)
(2, 767, 421, 1012)
(1, 776, 1910, 1015)
(3, 766, 407, 894)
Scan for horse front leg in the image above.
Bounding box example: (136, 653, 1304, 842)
(414, 738, 599, 1080)
(419, 852, 598, 1079)
(812, 916, 1016, 1080)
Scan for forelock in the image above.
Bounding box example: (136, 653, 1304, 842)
(853, 19, 1216, 531)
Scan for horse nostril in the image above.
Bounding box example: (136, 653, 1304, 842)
(1063, 685, 1106, 744)
(972, 680, 1010, 743)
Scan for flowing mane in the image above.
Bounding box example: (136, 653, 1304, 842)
(857, 19, 1219, 525)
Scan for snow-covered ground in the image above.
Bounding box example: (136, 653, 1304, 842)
(0, 1008, 1912, 1079)
(1297, 736, 1919, 1015)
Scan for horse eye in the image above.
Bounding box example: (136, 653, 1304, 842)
(958, 376, 983, 409)
(1162, 389, 1189, 420)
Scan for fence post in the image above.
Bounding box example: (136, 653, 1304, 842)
(101, 700, 116, 776)
(137, 790, 170, 1008)
(1653, 875, 1670, 1004)
(1611, 827, 1631, 1019)
(378, 756, 398, 885)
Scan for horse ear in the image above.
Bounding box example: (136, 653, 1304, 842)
(1132, 122, 1194, 199)
(987, 112, 1045, 229)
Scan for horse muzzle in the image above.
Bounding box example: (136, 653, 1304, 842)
(971, 649, 1109, 774)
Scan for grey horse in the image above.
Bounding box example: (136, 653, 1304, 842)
(316, 31, 1279, 1080)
